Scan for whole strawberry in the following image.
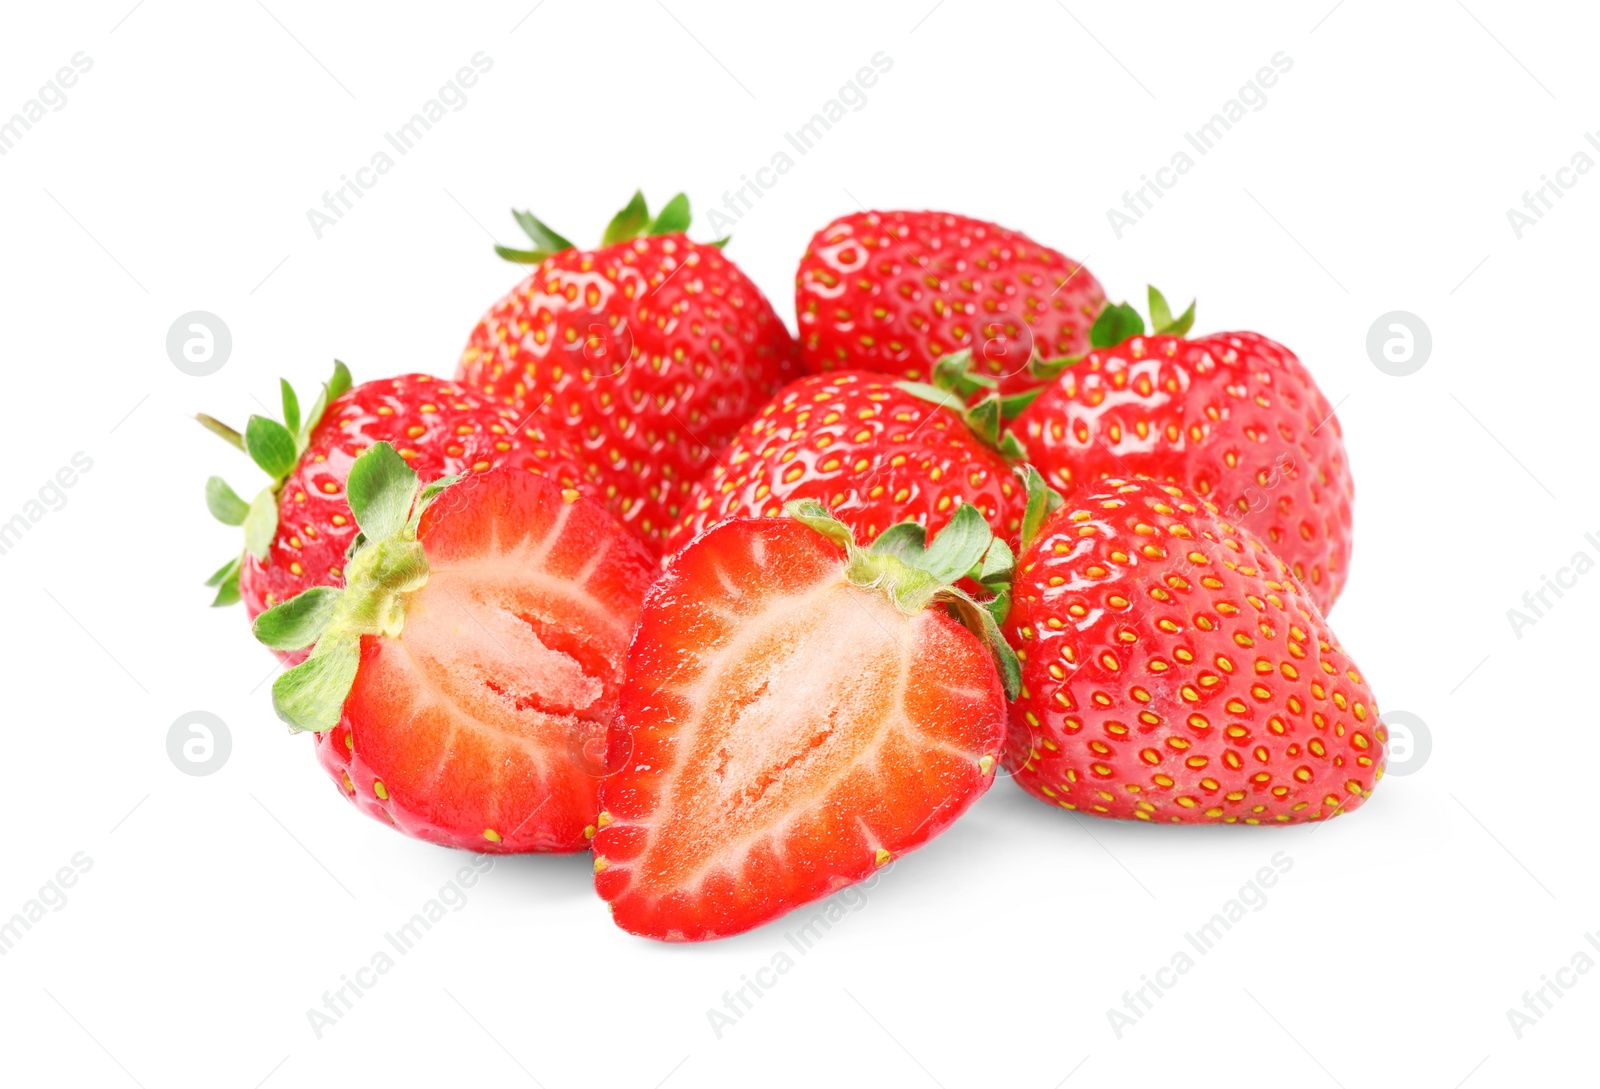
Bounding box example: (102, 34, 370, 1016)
(795, 209, 1104, 396)
(201, 362, 594, 654)
(1004, 477, 1384, 824)
(663, 365, 1046, 558)
(1017, 290, 1354, 612)
(456, 191, 798, 555)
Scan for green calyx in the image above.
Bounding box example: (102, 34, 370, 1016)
(199, 360, 354, 607)
(784, 499, 1022, 700)
(254, 442, 462, 733)
(494, 189, 724, 265)
(896, 350, 1039, 460)
(1031, 286, 1197, 381)
(1017, 464, 1065, 551)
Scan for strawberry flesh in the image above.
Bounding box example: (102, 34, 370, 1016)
(316, 469, 656, 852)
(594, 518, 1005, 940)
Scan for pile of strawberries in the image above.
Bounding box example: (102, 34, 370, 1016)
(202, 194, 1384, 941)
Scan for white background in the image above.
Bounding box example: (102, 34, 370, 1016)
(0, 1, 1594, 1086)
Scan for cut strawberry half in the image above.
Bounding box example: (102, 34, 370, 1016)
(593, 502, 1015, 940)
(253, 445, 656, 852)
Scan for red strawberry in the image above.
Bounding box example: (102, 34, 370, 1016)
(662, 367, 1043, 559)
(252, 447, 656, 852)
(201, 363, 596, 658)
(456, 191, 798, 556)
(594, 502, 1017, 940)
(1016, 290, 1354, 612)
(1004, 477, 1385, 825)
(795, 209, 1105, 396)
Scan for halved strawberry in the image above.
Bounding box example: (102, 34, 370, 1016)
(593, 502, 1015, 940)
(200, 362, 596, 663)
(253, 446, 656, 852)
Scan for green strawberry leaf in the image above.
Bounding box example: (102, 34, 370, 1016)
(494, 244, 551, 264)
(648, 193, 691, 236)
(512, 209, 574, 254)
(646, 195, 691, 238)
(243, 487, 279, 561)
(245, 416, 297, 481)
(1148, 285, 1174, 332)
(271, 634, 361, 732)
(1089, 302, 1146, 349)
(965, 397, 1003, 448)
(930, 349, 1001, 400)
(943, 591, 1021, 700)
(603, 190, 651, 246)
(1019, 465, 1064, 550)
(783, 498, 855, 551)
(1030, 354, 1082, 382)
(997, 386, 1044, 421)
(983, 586, 1011, 628)
(205, 555, 240, 588)
(345, 441, 417, 542)
(415, 473, 466, 524)
(895, 380, 970, 417)
(869, 521, 928, 566)
(921, 504, 992, 585)
(280, 379, 301, 438)
(195, 413, 245, 451)
(253, 586, 342, 651)
(977, 538, 1015, 587)
(210, 562, 241, 608)
(299, 360, 353, 448)
(205, 477, 250, 526)
(327, 360, 353, 402)
(710, 236, 731, 249)
(997, 431, 1028, 460)
(1148, 285, 1197, 336)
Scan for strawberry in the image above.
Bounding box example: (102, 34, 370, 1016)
(456, 191, 798, 556)
(662, 365, 1048, 559)
(593, 502, 1018, 940)
(1004, 477, 1385, 825)
(795, 209, 1105, 396)
(1015, 289, 1354, 612)
(200, 363, 594, 659)
(252, 446, 657, 852)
